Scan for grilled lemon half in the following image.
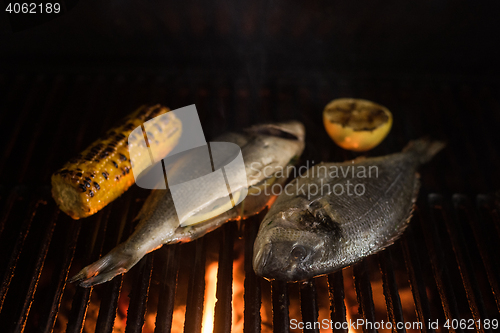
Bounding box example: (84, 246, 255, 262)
(323, 98, 392, 152)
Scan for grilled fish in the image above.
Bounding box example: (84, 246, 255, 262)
(70, 121, 305, 286)
(253, 138, 444, 281)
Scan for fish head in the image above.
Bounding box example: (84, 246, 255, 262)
(245, 120, 305, 143)
(253, 201, 344, 281)
(244, 121, 306, 185)
(245, 121, 306, 163)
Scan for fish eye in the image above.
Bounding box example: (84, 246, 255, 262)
(291, 245, 308, 261)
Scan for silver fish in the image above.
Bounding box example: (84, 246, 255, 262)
(253, 138, 445, 282)
(70, 121, 305, 286)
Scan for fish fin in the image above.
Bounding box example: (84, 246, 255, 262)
(403, 137, 446, 165)
(174, 208, 239, 242)
(375, 207, 414, 254)
(68, 245, 144, 287)
(372, 175, 421, 254)
(385, 205, 414, 247)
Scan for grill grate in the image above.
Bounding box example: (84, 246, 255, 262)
(0, 74, 499, 333)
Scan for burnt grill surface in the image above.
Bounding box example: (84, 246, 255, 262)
(0, 74, 499, 333)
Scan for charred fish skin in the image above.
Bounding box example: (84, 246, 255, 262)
(253, 138, 445, 282)
(69, 121, 305, 287)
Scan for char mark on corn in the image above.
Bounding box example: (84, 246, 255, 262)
(51, 104, 183, 219)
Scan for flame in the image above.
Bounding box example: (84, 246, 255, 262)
(202, 248, 246, 333)
(170, 304, 187, 332)
(232, 254, 245, 332)
(345, 306, 356, 333)
(70, 236, 414, 333)
(202, 262, 219, 333)
(266, 195, 278, 208)
(65, 249, 396, 333)
(152, 244, 246, 333)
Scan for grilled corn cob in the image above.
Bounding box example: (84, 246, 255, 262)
(51, 104, 182, 219)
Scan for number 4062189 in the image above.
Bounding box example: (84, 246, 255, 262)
(443, 319, 499, 330)
(6, 3, 61, 14)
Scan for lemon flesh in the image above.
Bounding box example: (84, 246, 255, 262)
(323, 98, 392, 152)
(180, 190, 242, 227)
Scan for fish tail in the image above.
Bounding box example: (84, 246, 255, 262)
(68, 244, 143, 287)
(403, 137, 446, 164)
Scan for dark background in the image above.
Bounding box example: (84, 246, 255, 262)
(0, 0, 499, 194)
(1, 0, 500, 77)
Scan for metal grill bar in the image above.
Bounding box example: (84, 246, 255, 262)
(0, 186, 26, 240)
(475, 195, 500, 311)
(11, 200, 58, 333)
(62, 74, 138, 333)
(39, 222, 81, 333)
(95, 194, 134, 333)
(214, 222, 236, 333)
(65, 209, 110, 333)
(2, 75, 81, 333)
(485, 196, 500, 239)
(125, 254, 154, 333)
(0, 196, 43, 311)
(95, 276, 123, 333)
(401, 227, 434, 333)
(378, 249, 406, 333)
(0, 75, 499, 333)
(443, 194, 490, 332)
(420, 195, 463, 333)
(353, 261, 377, 333)
(38, 76, 108, 333)
(328, 271, 347, 333)
(0, 76, 67, 329)
(299, 280, 319, 333)
(154, 244, 180, 333)
(243, 215, 262, 333)
(122, 197, 155, 333)
(271, 281, 289, 333)
(183, 238, 207, 333)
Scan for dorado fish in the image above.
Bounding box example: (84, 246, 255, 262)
(70, 121, 305, 286)
(253, 138, 444, 281)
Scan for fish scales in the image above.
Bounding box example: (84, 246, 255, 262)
(253, 138, 444, 282)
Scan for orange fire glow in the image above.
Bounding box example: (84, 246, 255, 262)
(201, 252, 246, 333)
(202, 262, 218, 333)
(345, 307, 356, 333)
(76, 230, 418, 333)
(165, 247, 246, 333)
(231, 254, 245, 332)
(66, 250, 415, 333)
